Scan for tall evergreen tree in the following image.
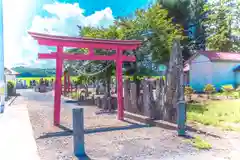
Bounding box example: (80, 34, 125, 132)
(65, 2, 184, 96)
(158, 0, 206, 60)
(203, 0, 240, 52)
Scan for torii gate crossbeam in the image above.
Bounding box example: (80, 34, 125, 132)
(29, 32, 141, 126)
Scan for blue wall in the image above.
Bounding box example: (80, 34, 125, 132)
(212, 61, 240, 90)
(189, 54, 240, 92)
(189, 55, 212, 92)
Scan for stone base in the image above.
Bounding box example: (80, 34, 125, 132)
(39, 85, 47, 93)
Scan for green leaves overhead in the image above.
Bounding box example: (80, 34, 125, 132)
(116, 3, 184, 63)
(79, 3, 183, 64)
(203, 0, 240, 52)
(66, 2, 184, 79)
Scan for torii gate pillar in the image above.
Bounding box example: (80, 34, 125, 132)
(116, 49, 124, 120)
(54, 46, 63, 125)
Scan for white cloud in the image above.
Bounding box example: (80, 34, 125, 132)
(43, 3, 85, 20)
(7, 2, 115, 68)
(85, 7, 114, 27)
(3, 0, 37, 68)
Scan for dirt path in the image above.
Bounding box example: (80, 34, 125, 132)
(14, 89, 240, 160)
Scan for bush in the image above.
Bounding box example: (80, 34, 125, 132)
(222, 85, 234, 92)
(185, 86, 194, 101)
(7, 81, 14, 89)
(189, 136, 212, 150)
(222, 85, 235, 98)
(204, 84, 216, 99)
(7, 81, 15, 96)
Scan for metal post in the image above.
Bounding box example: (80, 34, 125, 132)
(177, 39, 186, 136)
(72, 108, 86, 157)
(0, 0, 5, 113)
(177, 101, 186, 136)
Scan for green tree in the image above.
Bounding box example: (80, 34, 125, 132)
(203, 0, 240, 52)
(117, 3, 184, 87)
(65, 26, 121, 97)
(158, 0, 190, 25)
(159, 0, 206, 56)
(66, 2, 184, 97)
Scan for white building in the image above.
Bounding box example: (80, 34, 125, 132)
(184, 51, 240, 92)
(4, 68, 19, 82)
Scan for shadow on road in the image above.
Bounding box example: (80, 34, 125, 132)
(64, 100, 79, 104)
(144, 120, 222, 139)
(37, 120, 150, 139)
(75, 155, 91, 160)
(6, 93, 21, 106)
(186, 126, 221, 138)
(64, 99, 96, 107)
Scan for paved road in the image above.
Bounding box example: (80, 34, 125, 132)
(0, 93, 40, 160)
(14, 89, 240, 160)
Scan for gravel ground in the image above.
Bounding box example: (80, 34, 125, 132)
(14, 89, 240, 160)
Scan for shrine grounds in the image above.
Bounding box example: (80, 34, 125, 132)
(17, 77, 78, 87)
(17, 77, 240, 132)
(7, 89, 240, 160)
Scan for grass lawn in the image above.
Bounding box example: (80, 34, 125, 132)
(213, 91, 240, 99)
(185, 136, 212, 150)
(187, 100, 240, 131)
(17, 76, 78, 87)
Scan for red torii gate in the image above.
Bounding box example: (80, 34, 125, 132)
(28, 32, 141, 126)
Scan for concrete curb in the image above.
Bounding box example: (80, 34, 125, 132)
(62, 97, 221, 138)
(124, 111, 221, 138)
(6, 95, 18, 106)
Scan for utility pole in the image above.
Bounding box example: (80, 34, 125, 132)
(0, 0, 5, 113)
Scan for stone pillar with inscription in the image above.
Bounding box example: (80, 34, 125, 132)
(130, 83, 138, 113)
(123, 79, 130, 111)
(143, 80, 154, 119)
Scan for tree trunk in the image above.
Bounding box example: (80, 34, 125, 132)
(84, 84, 88, 99)
(105, 67, 112, 97)
(102, 67, 112, 111)
(132, 61, 142, 110)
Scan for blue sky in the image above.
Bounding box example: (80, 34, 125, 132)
(3, 0, 153, 68)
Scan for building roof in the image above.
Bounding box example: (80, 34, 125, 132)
(4, 68, 19, 75)
(199, 51, 240, 62)
(184, 51, 240, 72)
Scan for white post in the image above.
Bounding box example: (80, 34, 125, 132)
(0, 0, 5, 113)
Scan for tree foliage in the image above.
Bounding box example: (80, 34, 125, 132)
(203, 0, 240, 52)
(158, 0, 190, 25)
(184, 86, 194, 101)
(64, 1, 185, 99)
(158, 0, 206, 60)
(66, 2, 183, 78)
(118, 3, 184, 63)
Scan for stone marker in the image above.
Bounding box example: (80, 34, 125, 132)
(72, 108, 86, 157)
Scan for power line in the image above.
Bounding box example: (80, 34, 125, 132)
(73, 61, 113, 76)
